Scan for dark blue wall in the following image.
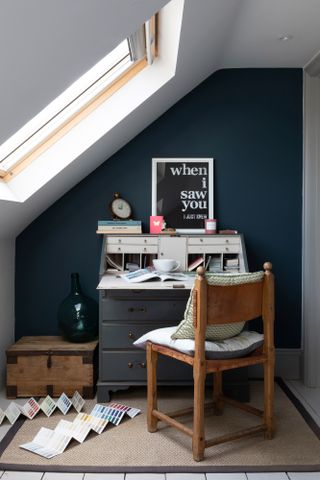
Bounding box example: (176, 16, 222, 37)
(15, 68, 303, 348)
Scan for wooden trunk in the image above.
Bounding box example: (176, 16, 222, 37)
(6, 336, 98, 399)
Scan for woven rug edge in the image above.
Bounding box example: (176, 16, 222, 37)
(0, 379, 319, 473)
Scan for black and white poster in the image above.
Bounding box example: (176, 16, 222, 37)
(152, 158, 214, 233)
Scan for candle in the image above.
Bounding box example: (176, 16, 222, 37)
(205, 218, 217, 234)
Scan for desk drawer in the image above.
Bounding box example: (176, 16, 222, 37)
(106, 236, 158, 246)
(101, 324, 167, 348)
(100, 351, 192, 381)
(100, 290, 189, 322)
(106, 245, 158, 254)
(188, 236, 240, 246)
(188, 245, 240, 254)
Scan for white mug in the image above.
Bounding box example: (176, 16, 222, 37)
(153, 258, 180, 273)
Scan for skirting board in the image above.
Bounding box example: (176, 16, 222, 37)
(249, 348, 302, 380)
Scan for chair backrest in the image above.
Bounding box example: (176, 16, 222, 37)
(192, 262, 274, 359)
(207, 280, 264, 325)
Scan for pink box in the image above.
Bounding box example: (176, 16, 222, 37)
(150, 216, 164, 234)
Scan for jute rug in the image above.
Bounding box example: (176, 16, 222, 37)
(0, 381, 319, 473)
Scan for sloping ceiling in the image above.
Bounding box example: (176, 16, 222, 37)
(1, 0, 320, 239)
(0, 0, 169, 144)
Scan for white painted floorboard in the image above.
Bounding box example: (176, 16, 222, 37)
(166, 474, 206, 480)
(287, 474, 320, 480)
(42, 473, 84, 479)
(285, 381, 320, 426)
(206, 474, 247, 479)
(84, 474, 125, 480)
(125, 474, 165, 479)
(246, 474, 289, 479)
(1, 472, 44, 480)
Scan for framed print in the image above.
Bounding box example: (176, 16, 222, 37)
(152, 158, 214, 233)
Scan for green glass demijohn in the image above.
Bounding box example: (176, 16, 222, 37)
(58, 273, 98, 343)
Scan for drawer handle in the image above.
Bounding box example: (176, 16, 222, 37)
(200, 238, 203, 242)
(225, 247, 229, 252)
(118, 238, 122, 243)
(226, 239, 229, 243)
(128, 307, 146, 313)
(144, 239, 147, 243)
(118, 247, 122, 252)
(128, 362, 133, 368)
(128, 332, 135, 339)
(139, 362, 146, 368)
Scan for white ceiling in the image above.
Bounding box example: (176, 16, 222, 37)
(1, 0, 320, 239)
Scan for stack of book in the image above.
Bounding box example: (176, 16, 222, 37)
(207, 256, 222, 272)
(224, 257, 240, 272)
(97, 220, 142, 234)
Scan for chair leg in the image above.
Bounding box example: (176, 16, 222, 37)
(264, 355, 275, 439)
(213, 371, 224, 415)
(193, 362, 206, 461)
(147, 343, 158, 433)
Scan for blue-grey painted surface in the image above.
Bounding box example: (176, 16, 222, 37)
(15, 68, 302, 348)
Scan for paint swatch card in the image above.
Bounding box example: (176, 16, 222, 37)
(96, 405, 118, 429)
(73, 412, 95, 431)
(20, 427, 56, 459)
(19, 400, 141, 458)
(74, 411, 108, 435)
(55, 419, 91, 444)
(91, 404, 125, 426)
(109, 402, 141, 418)
(56, 393, 72, 415)
(126, 407, 140, 418)
(40, 395, 57, 417)
(19, 398, 40, 419)
(71, 391, 85, 413)
(73, 413, 108, 435)
(5, 402, 21, 424)
(20, 427, 71, 458)
(0, 408, 5, 425)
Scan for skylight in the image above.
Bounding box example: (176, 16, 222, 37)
(0, 0, 184, 207)
(0, 20, 155, 179)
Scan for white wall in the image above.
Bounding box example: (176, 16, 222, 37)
(302, 72, 320, 387)
(0, 238, 15, 389)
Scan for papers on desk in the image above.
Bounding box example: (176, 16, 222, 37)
(97, 271, 195, 290)
(121, 268, 187, 283)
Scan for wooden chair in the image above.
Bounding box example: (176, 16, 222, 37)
(146, 262, 275, 461)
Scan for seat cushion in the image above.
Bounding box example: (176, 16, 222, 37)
(133, 326, 264, 360)
(171, 271, 265, 341)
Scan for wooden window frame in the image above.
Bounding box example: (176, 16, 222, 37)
(0, 14, 158, 182)
(1, 58, 147, 181)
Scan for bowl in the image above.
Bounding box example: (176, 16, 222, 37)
(153, 258, 180, 273)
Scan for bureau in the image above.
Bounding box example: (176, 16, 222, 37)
(97, 234, 249, 402)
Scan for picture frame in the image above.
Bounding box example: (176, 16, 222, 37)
(152, 158, 214, 233)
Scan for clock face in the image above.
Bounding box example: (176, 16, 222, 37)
(111, 198, 131, 219)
